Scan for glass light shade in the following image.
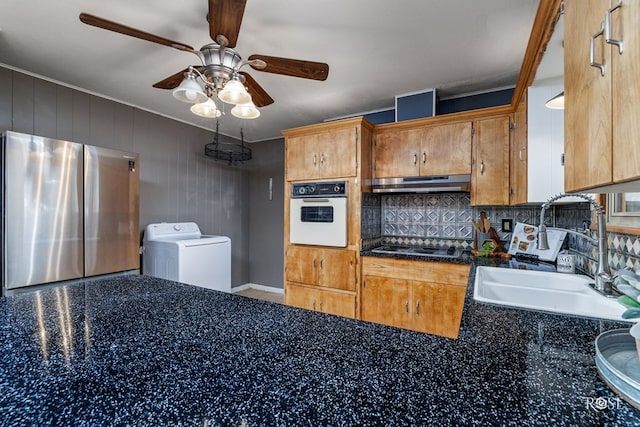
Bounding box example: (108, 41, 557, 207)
(231, 102, 260, 119)
(218, 79, 251, 105)
(190, 98, 221, 118)
(545, 91, 564, 109)
(172, 74, 207, 104)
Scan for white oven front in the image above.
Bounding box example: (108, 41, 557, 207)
(290, 196, 347, 247)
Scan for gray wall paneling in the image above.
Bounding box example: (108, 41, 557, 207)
(0, 67, 255, 286)
(56, 85, 74, 141)
(247, 139, 285, 288)
(12, 72, 34, 134)
(0, 67, 12, 131)
(34, 79, 57, 137)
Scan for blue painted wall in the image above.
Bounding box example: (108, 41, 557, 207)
(436, 88, 514, 115)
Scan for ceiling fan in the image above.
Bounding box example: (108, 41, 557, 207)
(79, 0, 329, 119)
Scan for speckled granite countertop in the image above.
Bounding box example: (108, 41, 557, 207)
(1, 266, 639, 426)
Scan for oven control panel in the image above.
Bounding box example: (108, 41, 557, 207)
(291, 181, 347, 198)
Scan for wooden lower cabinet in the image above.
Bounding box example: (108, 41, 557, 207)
(285, 245, 357, 291)
(361, 257, 468, 339)
(285, 282, 356, 318)
(360, 276, 411, 329)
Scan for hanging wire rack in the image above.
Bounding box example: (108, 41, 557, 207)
(204, 121, 252, 164)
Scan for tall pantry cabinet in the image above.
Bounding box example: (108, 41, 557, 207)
(282, 117, 374, 318)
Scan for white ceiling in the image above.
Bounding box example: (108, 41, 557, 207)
(0, 0, 540, 142)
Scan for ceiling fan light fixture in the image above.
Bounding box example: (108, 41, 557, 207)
(231, 101, 260, 119)
(172, 72, 208, 104)
(218, 78, 251, 105)
(190, 97, 221, 118)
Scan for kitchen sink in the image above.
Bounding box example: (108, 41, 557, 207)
(473, 266, 628, 322)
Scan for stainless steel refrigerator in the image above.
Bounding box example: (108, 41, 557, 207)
(1, 131, 139, 293)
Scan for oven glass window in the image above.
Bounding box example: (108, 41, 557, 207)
(301, 206, 334, 223)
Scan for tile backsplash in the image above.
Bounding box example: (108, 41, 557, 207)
(361, 192, 640, 275)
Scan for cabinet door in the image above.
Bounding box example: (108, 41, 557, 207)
(472, 116, 510, 206)
(564, 0, 612, 191)
(509, 99, 527, 205)
(374, 129, 420, 178)
(315, 127, 358, 179)
(285, 246, 318, 285)
(361, 276, 411, 329)
(420, 122, 472, 175)
(612, 0, 640, 183)
(411, 281, 465, 339)
(285, 283, 355, 318)
(317, 289, 356, 318)
(317, 248, 357, 291)
(285, 282, 321, 311)
(286, 134, 318, 182)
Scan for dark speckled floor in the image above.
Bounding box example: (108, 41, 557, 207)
(1, 267, 639, 426)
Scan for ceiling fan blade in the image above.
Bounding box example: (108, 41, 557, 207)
(153, 67, 204, 89)
(79, 13, 196, 53)
(248, 55, 329, 81)
(239, 72, 274, 107)
(208, 0, 246, 48)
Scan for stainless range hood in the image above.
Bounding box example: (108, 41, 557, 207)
(372, 175, 471, 193)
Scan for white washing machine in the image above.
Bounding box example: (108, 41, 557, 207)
(142, 222, 231, 292)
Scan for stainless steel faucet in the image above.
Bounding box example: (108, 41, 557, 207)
(537, 193, 614, 296)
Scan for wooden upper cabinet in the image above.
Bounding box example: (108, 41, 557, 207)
(285, 126, 357, 181)
(564, 0, 612, 191)
(612, 0, 640, 183)
(509, 98, 527, 205)
(374, 129, 421, 178)
(564, 0, 640, 191)
(472, 115, 511, 206)
(374, 121, 472, 178)
(421, 122, 472, 175)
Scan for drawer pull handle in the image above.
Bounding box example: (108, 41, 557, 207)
(590, 22, 606, 76)
(605, 0, 624, 54)
(416, 301, 420, 315)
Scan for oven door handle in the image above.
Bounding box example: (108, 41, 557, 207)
(302, 198, 331, 203)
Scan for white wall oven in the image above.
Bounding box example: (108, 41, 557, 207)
(290, 181, 347, 247)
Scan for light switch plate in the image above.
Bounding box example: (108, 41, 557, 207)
(502, 219, 513, 232)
